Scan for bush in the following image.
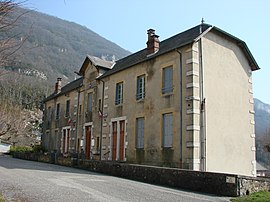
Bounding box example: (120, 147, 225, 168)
(32, 145, 47, 153)
(10, 146, 33, 153)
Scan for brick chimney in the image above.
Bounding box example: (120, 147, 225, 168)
(55, 78, 62, 94)
(146, 29, 159, 55)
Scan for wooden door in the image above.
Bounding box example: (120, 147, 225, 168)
(112, 122, 117, 161)
(62, 129, 66, 153)
(119, 120, 125, 161)
(85, 126, 91, 159)
(66, 129, 70, 153)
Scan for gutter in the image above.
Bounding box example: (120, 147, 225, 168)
(99, 79, 105, 160)
(198, 31, 206, 172)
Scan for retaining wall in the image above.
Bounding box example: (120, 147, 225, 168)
(12, 152, 270, 197)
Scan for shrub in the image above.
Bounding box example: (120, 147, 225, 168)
(10, 146, 33, 153)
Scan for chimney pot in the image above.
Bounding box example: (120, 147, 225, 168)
(55, 77, 62, 94)
(146, 28, 159, 55)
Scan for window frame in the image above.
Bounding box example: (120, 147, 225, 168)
(115, 82, 123, 105)
(162, 66, 173, 94)
(136, 74, 145, 100)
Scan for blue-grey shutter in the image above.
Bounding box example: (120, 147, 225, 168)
(163, 67, 173, 93)
(163, 113, 172, 147)
(88, 93, 92, 112)
(136, 118, 144, 148)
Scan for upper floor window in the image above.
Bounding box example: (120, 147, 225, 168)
(162, 66, 173, 94)
(56, 103, 60, 120)
(136, 75, 145, 100)
(87, 93, 93, 112)
(162, 113, 173, 148)
(47, 106, 51, 121)
(115, 82, 123, 105)
(65, 100, 70, 117)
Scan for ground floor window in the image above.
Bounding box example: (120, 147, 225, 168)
(136, 117, 144, 149)
(162, 113, 173, 148)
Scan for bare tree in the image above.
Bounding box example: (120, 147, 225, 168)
(0, 0, 29, 72)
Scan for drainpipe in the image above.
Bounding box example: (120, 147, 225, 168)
(99, 79, 105, 160)
(199, 33, 206, 172)
(75, 87, 81, 153)
(176, 49, 183, 166)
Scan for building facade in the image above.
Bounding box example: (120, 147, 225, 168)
(42, 24, 259, 177)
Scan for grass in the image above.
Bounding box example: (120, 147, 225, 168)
(231, 191, 270, 202)
(0, 193, 5, 202)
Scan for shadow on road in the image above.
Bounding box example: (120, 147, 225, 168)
(0, 154, 101, 176)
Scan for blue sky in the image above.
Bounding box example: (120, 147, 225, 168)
(24, 0, 270, 104)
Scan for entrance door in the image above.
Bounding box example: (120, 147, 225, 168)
(119, 120, 125, 161)
(85, 126, 91, 159)
(62, 128, 70, 153)
(112, 122, 117, 161)
(111, 120, 125, 161)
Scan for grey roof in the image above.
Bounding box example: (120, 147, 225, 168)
(87, 55, 114, 69)
(43, 77, 83, 102)
(257, 162, 268, 171)
(99, 24, 259, 79)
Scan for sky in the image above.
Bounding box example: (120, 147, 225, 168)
(23, 0, 270, 104)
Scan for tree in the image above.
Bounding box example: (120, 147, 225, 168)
(0, 0, 29, 72)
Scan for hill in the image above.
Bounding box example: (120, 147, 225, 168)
(254, 98, 270, 137)
(0, 5, 130, 146)
(1, 6, 130, 82)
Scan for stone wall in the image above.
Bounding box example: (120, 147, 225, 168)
(238, 176, 270, 196)
(12, 152, 270, 197)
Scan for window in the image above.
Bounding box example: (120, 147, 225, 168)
(79, 105, 82, 115)
(162, 66, 173, 94)
(136, 75, 145, 100)
(47, 106, 51, 121)
(56, 103, 60, 120)
(87, 93, 93, 112)
(65, 100, 70, 117)
(115, 82, 123, 105)
(162, 113, 173, 148)
(136, 117, 144, 149)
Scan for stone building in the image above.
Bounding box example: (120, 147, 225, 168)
(42, 23, 259, 177)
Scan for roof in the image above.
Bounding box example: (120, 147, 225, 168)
(43, 77, 83, 102)
(99, 24, 259, 79)
(257, 162, 268, 171)
(79, 55, 114, 75)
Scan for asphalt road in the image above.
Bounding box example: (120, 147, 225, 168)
(0, 154, 231, 202)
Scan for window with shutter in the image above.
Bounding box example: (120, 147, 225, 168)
(162, 66, 173, 94)
(87, 93, 93, 112)
(115, 82, 123, 105)
(56, 103, 60, 120)
(136, 75, 145, 100)
(136, 117, 144, 149)
(162, 113, 173, 148)
(65, 100, 70, 117)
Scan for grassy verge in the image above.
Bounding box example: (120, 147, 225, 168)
(0, 193, 5, 202)
(231, 191, 270, 202)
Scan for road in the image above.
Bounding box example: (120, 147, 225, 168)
(0, 154, 230, 202)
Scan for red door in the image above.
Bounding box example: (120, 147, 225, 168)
(112, 122, 117, 161)
(85, 126, 91, 159)
(119, 121, 125, 161)
(66, 129, 70, 153)
(62, 130, 66, 153)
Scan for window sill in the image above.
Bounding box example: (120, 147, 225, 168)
(136, 98, 145, 103)
(162, 92, 174, 97)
